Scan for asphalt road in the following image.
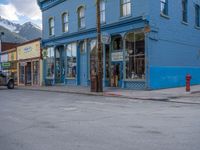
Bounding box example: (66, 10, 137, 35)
(0, 88, 200, 150)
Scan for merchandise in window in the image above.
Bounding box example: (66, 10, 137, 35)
(80, 41, 86, 54)
(46, 47, 55, 78)
(125, 32, 145, 80)
(112, 36, 123, 51)
(66, 43, 77, 78)
(89, 39, 97, 78)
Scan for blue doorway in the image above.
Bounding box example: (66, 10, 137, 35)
(110, 62, 123, 87)
(55, 46, 65, 84)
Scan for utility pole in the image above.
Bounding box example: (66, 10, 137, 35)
(96, 0, 103, 92)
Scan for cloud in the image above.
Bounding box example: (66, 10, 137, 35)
(9, 0, 42, 21)
(0, 3, 19, 20)
(0, 0, 41, 21)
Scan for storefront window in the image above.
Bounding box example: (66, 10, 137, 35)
(66, 43, 77, 78)
(105, 45, 110, 79)
(19, 63, 25, 84)
(125, 32, 145, 80)
(89, 39, 97, 78)
(80, 41, 86, 54)
(112, 36, 123, 51)
(46, 47, 55, 78)
(33, 61, 39, 85)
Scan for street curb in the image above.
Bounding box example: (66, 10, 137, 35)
(15, 87, 200, 105)
(16, 87, 170, 101)
(16, 87, 103, 96)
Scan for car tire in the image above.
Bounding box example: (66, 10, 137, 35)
(7, 80, 14, 89)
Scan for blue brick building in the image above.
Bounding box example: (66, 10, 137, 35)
(37, 0, 200, 90)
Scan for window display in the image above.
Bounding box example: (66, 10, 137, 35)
(125, 32, 145, 80)
(46, 47, 55, 78)
(66, 43, 77, 78)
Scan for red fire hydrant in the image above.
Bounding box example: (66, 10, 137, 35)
(186, 74, 192, 92)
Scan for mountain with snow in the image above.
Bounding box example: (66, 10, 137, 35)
(0, 16, 42, 43)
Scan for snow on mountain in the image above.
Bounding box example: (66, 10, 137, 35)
(22, 22, 41, 30)
(0, 16, 20, 32)
(0, 16, 42, 43)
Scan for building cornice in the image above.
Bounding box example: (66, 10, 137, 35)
(37, 0, 66, 11)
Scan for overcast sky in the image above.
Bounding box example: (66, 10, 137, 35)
(0, 0, 42, 27)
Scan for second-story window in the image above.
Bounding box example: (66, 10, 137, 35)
(78, 6, 85, 29)
(62, 13, 69, 33)
(195, 4, 200, 27)
(182, 0, 188, 23)
(49, 18, 54, 36)
(100, 0, 106, 23)
(160, 0, 168, 16)
(121, 0, 131, 17)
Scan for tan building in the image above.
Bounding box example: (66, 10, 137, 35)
(17, 38, 43, 86)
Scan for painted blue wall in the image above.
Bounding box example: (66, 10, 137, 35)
(41, 0, 149, 41)
(38, 0, 200, 89)
(147, 0, 200, 89)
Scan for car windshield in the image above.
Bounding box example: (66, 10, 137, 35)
(0, 71, 7, 77)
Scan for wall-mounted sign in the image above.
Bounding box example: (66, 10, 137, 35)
(101, 32, 111, 45)
(111, 52, 123, 62)
(17, 41, 40, 60)
(2, 62, 11, 68)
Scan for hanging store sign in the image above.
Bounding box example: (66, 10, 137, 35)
(101, 32, 111, 45)
(17, 41, 40, 60)
(111, 52, 123, 62)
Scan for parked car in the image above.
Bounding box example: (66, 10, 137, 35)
(0, 71, 14, 89)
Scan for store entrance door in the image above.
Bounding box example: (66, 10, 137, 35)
(55, 47, 65, 84)
(110, 62, 123, 87)
(25, 62, 32, 85)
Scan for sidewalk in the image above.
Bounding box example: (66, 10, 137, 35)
(16, 85, 200, 104)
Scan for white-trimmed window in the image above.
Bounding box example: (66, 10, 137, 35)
(121, 0, 131, 17)
(125, 32, 145, 80)
(195, 4, 200, 27)
(62, 12, 69, 32)
(49, 17, 54, 36)
(182, 0, 188, 23)
(160, 0, 168, 16)
(100, 0, 106, 23)
(78, 6, 85, 29)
